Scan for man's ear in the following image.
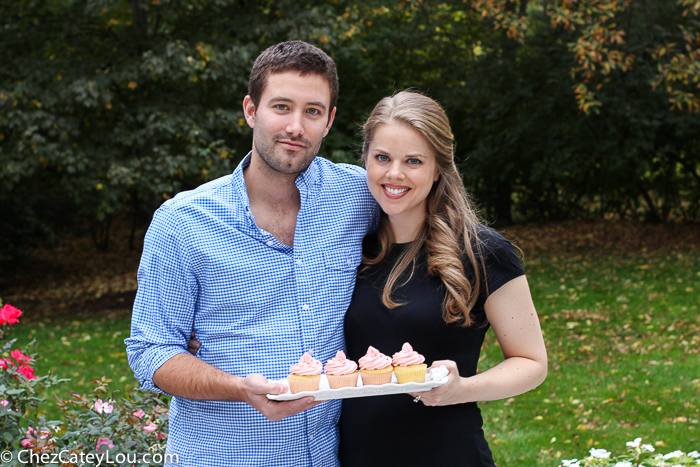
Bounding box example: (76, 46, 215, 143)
(323, 107, 337, 137)
(243, 95, 257, 128)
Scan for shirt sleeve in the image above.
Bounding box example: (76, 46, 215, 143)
(479, 228, 525, 298)
(124, 204, 198, 394)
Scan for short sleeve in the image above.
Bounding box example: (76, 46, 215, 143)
(478, 228, 525, 298)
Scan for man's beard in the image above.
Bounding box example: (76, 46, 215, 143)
(253, 128, 322, 176)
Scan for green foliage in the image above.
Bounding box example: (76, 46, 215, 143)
(1, 0, 699, 263)
(0, 301, 170, 466)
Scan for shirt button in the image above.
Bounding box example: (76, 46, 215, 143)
(266, 241, 274, 247)
(302, 304, 310, 311)
(296, 259, 303, 266)
(346, 258, 352, 266)
(309, 434, 314, 441)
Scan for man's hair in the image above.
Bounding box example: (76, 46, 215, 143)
(248, 40, 339, 113)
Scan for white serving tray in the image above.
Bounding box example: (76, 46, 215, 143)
(267, 365, 449, 401)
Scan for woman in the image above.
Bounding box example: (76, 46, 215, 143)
(338, 91, 547, 466)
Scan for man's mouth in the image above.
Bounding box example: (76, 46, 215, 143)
(277, 138, 306, 150)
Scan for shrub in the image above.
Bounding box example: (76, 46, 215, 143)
(0, 302, 171, 466)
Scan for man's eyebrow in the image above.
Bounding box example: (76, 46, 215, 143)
(267, 96, 327, 111)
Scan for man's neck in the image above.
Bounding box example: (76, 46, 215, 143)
(244, 152, 301, 207)
(242, 152, 304, 246)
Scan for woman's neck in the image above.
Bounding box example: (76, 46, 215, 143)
(387, 215, 425, 244)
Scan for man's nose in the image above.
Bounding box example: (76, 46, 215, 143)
(285, 111, 305, 137)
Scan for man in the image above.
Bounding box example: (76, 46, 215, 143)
(125, 41, 378, 467)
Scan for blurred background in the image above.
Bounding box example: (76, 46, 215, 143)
(0, 1, 698, 464)
(1, 0, 699, 270)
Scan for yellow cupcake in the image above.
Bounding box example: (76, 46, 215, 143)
(393, 363, 427, 384)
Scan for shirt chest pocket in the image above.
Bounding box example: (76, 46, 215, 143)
(324, 246, 362, 273)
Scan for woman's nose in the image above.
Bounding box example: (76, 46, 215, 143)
(386, 161, 405, 180)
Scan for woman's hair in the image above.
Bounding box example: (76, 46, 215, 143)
(361, 91, 486, 327)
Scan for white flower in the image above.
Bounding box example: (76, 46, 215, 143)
(562, 460, 580, 467)
(614, 462, 633, 467)
(642, 444, 655, 452)
(663, 451, 684, 460)
(688, 451, 699, 459)
(627, 437, 643, 448)
(590, 448, 612, 459)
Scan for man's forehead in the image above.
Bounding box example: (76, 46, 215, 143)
(262, 71, 332, 106)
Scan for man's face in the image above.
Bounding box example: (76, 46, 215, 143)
(243, 71, 336, 175)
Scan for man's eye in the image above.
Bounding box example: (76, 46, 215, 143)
(275, 104, 288, 111)
(307, 108, 320, 115)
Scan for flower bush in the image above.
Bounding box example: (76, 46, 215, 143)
(0, 301, 171, 466)
(558, 438, 700, 467)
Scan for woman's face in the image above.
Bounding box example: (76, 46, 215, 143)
(365, 121, 440, 240)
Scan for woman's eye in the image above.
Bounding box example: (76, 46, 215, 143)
(376, 154, 389, 162)
(407, 158, 422, 165)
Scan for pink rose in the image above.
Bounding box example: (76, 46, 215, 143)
(0, 304, 22, 325)
(0, 399, 8, 407)
(143, 421, 158, 433)
(17, 366, 37, 380)
(96, 437, 115, 452)
(20, 438, 32, 447)
(94, 398, 114, 414)
(132, 409, 145, 418)
(11, 349, 33, 364)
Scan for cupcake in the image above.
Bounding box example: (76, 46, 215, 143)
(392, 342, 427, 383)
(358, 346, 394, 385)
(287, 352, 322, 393)
(324, 351, 359, 389)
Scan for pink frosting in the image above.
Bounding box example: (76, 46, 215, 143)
(392, 342, 425, 367)
(289, 353, 322, 376)
(324, 351, 358, 376)
(358, 346, 392, 371)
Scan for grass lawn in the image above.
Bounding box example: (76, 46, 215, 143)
(482, 250, 700, 466)
(2, 221, 699, 465)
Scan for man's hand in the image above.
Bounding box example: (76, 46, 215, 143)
(240, 374, 321, 421)
(153, 354, 321, 421)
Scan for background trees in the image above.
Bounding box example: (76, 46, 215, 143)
(1, 0, 699, 263)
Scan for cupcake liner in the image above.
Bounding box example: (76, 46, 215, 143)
(326, 372, 359, 389)
(360, 368, 393, 385)
(287, 374, 321, 393)
(394, 364, 427, 384)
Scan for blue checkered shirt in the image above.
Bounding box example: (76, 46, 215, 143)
(125, 153, 378, 467)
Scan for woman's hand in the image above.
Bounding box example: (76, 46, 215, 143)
(188, 330, 200, 355)
(408, 360, 467, 406)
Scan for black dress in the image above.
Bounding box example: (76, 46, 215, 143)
(338, 228, 525, 467)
